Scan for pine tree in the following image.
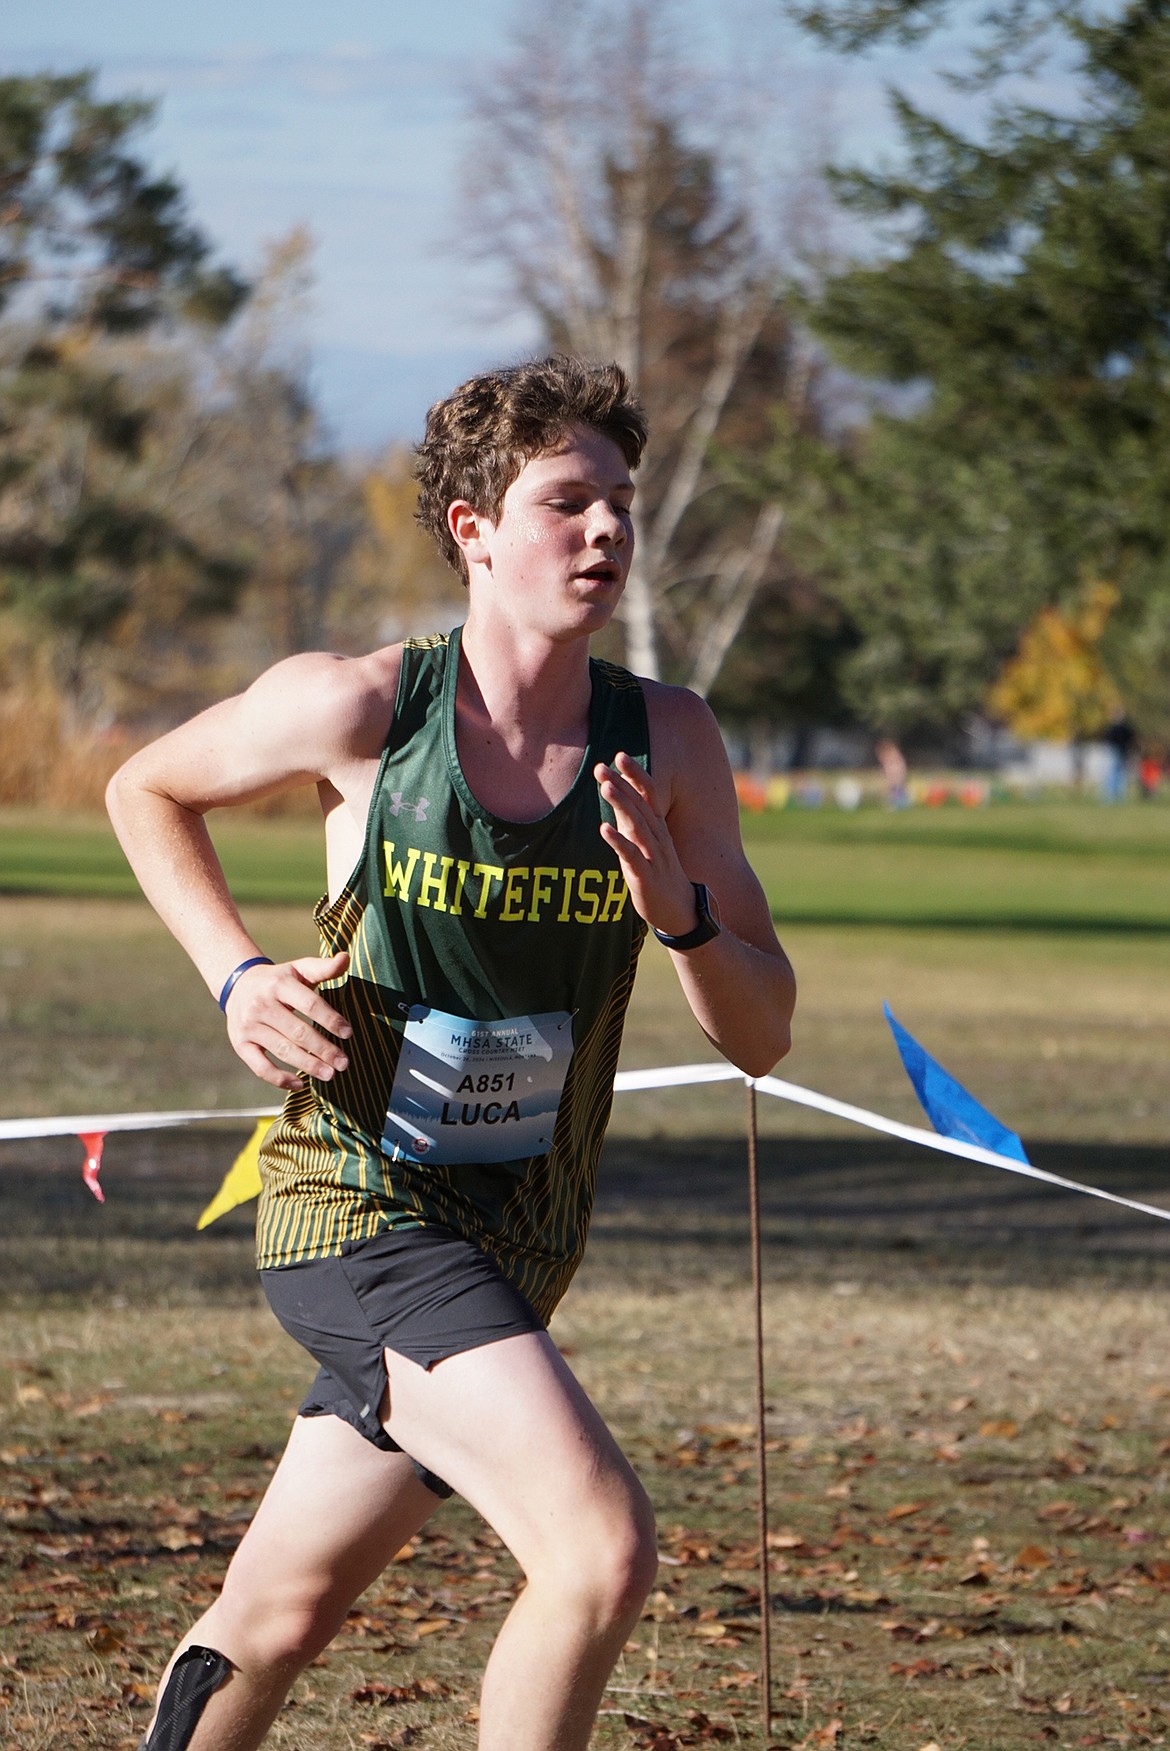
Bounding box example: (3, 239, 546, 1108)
(782, 0, 1170, 736)
(0, 73, 249, 718)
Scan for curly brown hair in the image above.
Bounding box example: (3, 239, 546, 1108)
(414, 355, 648, 577)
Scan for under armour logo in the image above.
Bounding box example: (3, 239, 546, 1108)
(388, 792, 430, 823)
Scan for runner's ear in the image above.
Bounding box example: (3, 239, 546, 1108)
(140, 1646, 232, 1749)
(447, 499, 491, 567)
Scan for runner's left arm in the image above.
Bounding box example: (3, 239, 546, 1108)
(593, 684, 795, 1078)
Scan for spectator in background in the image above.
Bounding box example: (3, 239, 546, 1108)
(1138, 747, 1164, 800)
(1102, 711, 1137, 802)
(875, 737, 909, 809)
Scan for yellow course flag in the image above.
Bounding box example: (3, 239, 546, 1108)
(197, 1119, 274, 1229)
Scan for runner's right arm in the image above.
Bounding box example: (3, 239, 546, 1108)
(106, 648, 400, 1090)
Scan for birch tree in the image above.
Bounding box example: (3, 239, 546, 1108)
(460, 0, 832, 690)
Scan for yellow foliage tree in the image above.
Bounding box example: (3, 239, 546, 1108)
(988, 582, 1121, 741)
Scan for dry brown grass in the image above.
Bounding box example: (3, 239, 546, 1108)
(3, 1256, 1170, 1750)
(0, 687, 133, 811)
(4, 889, 1170, 1747)
(0, 706, 318, 814)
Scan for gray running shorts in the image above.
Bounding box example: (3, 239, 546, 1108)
(260, 1225, 546, 1499)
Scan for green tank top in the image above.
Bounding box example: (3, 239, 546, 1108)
(255, 627, 650, 1321)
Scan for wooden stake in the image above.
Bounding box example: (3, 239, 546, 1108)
(747, 1079, 772, 1741)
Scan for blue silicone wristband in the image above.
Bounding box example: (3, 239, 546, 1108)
(217, 956, 274, 1013)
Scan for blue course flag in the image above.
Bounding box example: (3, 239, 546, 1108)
(884, 1003, 1030, 1163)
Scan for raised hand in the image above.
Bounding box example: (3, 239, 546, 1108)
(223, 951, 353, 1091)
(593, 752, 699, 939)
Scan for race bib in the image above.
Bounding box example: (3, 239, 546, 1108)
(381, 1006, 574, 1167)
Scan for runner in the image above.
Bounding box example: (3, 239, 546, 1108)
(107, 354, 796, 1751)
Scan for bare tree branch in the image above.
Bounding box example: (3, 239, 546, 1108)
(687, 500, 786, 698)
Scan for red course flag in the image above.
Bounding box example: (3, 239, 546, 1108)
(79, 1131, 108, 1203)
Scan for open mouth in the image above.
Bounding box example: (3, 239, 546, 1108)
(578, 562, 620, 583)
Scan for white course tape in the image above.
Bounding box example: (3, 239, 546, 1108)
(613, 1063, 743, 1093)
(1, 1066, 1167, 1227)
(0, 1068, 740, 1139)
(0, 1107, 279, 1141)
(754, 1074, 1170, 1226)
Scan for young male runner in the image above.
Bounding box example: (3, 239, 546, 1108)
(107, 356, 795, 1751)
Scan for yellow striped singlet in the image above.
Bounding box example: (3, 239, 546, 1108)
(255, 628, 650, 1322)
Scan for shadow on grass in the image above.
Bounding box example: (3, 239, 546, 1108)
(771, 909, 1170, 933)
(2, 1126, 1168, 1305)
(588, 1133, 1170, 1289)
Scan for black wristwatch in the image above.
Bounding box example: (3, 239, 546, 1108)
(652, 882, 722, 951)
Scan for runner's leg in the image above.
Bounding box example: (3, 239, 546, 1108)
(380, 1329, 659, 1751)
(145, 1412, 440, 1751)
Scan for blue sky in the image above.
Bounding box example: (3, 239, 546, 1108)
(1, 0, 1043, 450)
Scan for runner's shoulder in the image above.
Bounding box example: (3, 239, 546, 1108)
(243, 644, 404, 754)
(639, 678, 727, 781)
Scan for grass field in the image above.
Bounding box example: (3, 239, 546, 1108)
(7, 797, 1170, 927)
(2, 804, 1170, 1749)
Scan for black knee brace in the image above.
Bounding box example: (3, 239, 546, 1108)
(139, 1646, 232, 1750)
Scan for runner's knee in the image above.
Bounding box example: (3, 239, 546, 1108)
(604, 1490, 659, 1617)
(542, 1485, 658, 1625)
(212, 1573, 350, 1673)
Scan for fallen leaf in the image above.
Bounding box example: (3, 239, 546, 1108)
(979, 1418, 1019, 1439)
(1014, 1545, 1052, 1570)
(87, 1624, 127, 1654)
(685, 1711, 735, 1742)
(797, 1721, 843, 1748)
(622, 1713, 681, 1751)
(670, 1537, 713, 1563)
(351, 1679, 448, 1706)
(887, 1501, 927, 1521)
(157, 1526, 203, 1552)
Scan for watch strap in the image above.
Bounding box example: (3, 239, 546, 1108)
(652, 883, 721, 951)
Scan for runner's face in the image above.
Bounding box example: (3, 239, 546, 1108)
(481, 425, 635, 635)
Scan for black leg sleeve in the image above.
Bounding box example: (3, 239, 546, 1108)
(139, 1646, 232, 1750)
